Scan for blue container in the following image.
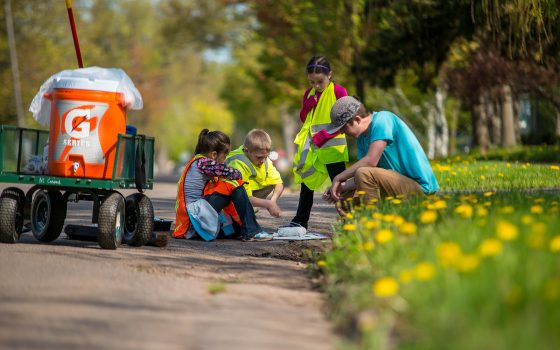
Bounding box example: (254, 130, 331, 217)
(126, 125, 137, 135)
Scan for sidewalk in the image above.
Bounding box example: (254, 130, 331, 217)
(0, 181, 339, 350)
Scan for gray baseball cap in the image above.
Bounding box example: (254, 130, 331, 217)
(326, 96, 362, 134)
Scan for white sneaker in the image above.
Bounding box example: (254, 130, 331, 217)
(277, 223, 306, 237)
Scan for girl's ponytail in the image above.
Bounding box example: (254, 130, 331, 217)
(195, 129, 210, 154)
(194, 129, 230, 155)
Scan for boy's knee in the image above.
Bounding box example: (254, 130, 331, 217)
(354, 167, 378, 183)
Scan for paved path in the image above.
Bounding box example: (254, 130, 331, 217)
(0, 181, 339, 350)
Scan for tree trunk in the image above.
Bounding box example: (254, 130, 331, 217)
(434, 88, 448, 158)
(448, 108, 458, 155)
(427, 106, 435, 159)
(473, 94, 490, 154)
(501, 84, 516, 147)
(487, 96, 501, 146)
(280, 103, 297, 166)
(156, 146, 172, 175)
(4, 0, 24, 127)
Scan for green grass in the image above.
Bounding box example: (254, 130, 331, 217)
(468, 145, 560, 163)
(318, 160, 560, 350)
(433, 159, 560, 191)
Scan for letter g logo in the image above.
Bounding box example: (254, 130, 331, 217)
(64, 108, 91, 139)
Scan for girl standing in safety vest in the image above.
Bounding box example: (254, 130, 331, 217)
(173, 129, 272, 241)
(290, 56, 349, 229)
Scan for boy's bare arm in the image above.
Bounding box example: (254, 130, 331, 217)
(249, 195, 281, 217)
(270, 183, 284, 202)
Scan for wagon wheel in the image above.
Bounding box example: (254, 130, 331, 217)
(31, 190, 66, 242)
(124, 193, 154, 247)
(0, 187, 25, 243)
(98, 192, 124, 250)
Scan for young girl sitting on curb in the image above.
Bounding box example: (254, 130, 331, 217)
(173, 129, 272, 242)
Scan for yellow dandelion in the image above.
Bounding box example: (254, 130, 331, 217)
(317, 260, 327, 267)
(363, 241, 375, 251)
(385, 196, 394, 201)
(480, 175, 486, 180)
(365, 220, 378, 230)
(549, 235, 560, 253)
(346, 212, 354, 219)
(530, 205, 544, 214)
(375, 229, 393, 244)
(356, 190, 366, 196)
(454, 204, 473, 218)
(534, 198, 545, 203)
(499, 206, 515, 214)
(392, 199, 402, 205)
(400, 222, 417, 235)
(414, 262, 436, 281)
(372, 277, 399, 297)
(399, 269, 414, 284)
(483, 201, 492, 207)
(506, 163, 511, 168)
(483, 191, 494, 197)
(420, 210, 438, 224)
(476, 206, 489, 217)
(382, 214, 395, 222)
(550, 165, 560, 171)
(479, 239, 503, 257)
(436, 242, 462, 267)
(498, 172, 504, 177)
(457, 254, 480, 273)
(431, 200, 447, 210)
(496, 220, 518, 241)
(372, 213, 383, 220)
(343, 224, 356, 231)
(521, 215, 533, 225)
(393, 216, 405, 226)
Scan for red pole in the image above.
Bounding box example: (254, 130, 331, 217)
(65, 0, 83, 68)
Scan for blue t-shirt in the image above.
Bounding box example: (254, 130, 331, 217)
(357, 111, 439, 194)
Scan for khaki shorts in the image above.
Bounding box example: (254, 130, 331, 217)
(352, 167, 424, 201)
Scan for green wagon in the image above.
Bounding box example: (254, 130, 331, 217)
(0, 125, 156, 249)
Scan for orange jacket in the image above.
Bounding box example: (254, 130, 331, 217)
(173, 156, 243, 239)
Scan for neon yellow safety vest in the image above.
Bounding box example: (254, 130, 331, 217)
(226, 146, 282, 196)
(292, 82, 348, 191)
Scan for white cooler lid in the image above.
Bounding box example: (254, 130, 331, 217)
(53, 76, 120, 92)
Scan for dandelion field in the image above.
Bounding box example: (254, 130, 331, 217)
(319, 160, 560, 350)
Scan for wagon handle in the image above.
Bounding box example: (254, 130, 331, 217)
(65, 0, 84, 68)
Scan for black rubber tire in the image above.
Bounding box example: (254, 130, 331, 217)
(124, 193, 154, 246)
(31, 190, 66, 242)
(0, 188, 25, 243)
(98, 192, 125, 250)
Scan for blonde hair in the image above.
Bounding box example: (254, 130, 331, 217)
(244, 129, 272, 152)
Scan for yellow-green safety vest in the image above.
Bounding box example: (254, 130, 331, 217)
(292, 82, 348, 191)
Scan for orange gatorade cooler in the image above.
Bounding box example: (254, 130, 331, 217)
(47, 77, 126, 179)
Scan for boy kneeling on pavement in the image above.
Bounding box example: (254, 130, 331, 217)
(226, 129, 284, 217)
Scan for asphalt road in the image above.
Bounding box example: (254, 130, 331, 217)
(0, 180, 339, 350)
